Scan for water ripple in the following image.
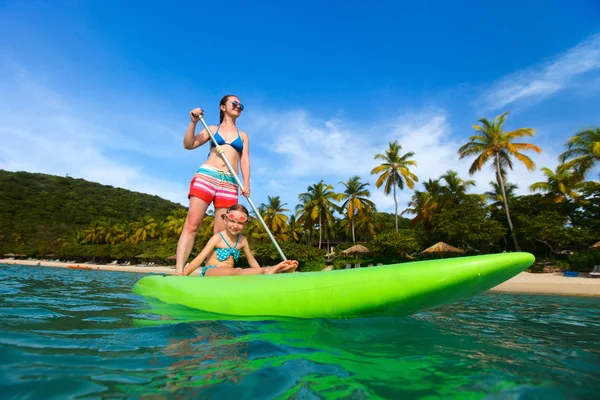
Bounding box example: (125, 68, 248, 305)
(0, 264, 599, 399)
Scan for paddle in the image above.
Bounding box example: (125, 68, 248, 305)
(198, 116, 287, 261)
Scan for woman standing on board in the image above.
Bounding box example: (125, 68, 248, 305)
(175, 95, 251, 276)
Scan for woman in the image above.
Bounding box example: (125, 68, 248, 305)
(175, 95, 251, 276)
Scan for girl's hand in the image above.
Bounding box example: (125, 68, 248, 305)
(190, 108, 204, 123)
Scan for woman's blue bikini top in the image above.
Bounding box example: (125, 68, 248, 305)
(215, 232, 240, 262)
(210, 125, 243, 153)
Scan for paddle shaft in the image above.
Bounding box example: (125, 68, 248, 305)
(198, 117, 287, 261)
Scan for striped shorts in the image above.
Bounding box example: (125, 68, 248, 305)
(188, 165, 238, 209)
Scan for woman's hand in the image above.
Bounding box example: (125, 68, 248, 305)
(189, 108, 204, 123)
(241, 184, 250, 197)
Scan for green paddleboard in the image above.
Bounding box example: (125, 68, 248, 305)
(132, 252, 534, 318)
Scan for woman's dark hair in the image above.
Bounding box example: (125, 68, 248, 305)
(219, 94, 237, 123)
(225, 204, 249, 218)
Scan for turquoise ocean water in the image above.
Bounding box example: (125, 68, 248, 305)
(1, 264, 599, 399)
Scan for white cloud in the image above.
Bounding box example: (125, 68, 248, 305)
(479, 33, 600, 111)
(244, 108, 563, 216)
(0, 56, 574, 219)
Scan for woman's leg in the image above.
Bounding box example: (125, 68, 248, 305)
(213, 207, 227, 233)
(175, 196, 210, 275)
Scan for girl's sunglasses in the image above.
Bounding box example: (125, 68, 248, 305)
(228, 101, 244, 111)
(226, 213, 247, 223)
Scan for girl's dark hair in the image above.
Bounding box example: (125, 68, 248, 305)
(219, 94, 237, 123)
(225, 204, 249, 217)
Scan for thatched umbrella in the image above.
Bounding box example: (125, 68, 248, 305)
(342, 244, 370, 256)
(3, 253, 16, 257)
(342, 244, 371, 263)
(590, 241, 600, 250)
(135, 253, 146, 258)
(420, 242, 464, 258)
(167, 255, 177, 260)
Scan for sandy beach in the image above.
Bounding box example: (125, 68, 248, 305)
(1, 258, 599, 297)
(489, 271, 600, 296)
(0, 259, 175, 275)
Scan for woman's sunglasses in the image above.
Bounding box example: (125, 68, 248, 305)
(228, 101, 244, 111)
(226, 213, 247, 223)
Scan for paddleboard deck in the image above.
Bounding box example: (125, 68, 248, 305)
(133, 252, 534, 318)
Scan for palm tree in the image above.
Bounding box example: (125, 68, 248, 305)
(287, 215, 303, 243)
(296, 181, 341, 248)
(439, 170, 476, 203)
(402, 178, 444, 230)
(371, 141, 418, 233)
(458, 111, 541, 251)
(82, 221, 102, 244)
(246, 204, 268, 242)
(339, 176, 376, 243)
(98, 218, 119, 245)
(529, 165, 586, 203)
(353, 207, 380, 241)
(484, 181, 518, 211)
(63, 231, 84, 246)
(156, 221, 170, 243)
(132, 216, 158, 244)
(262, 196, 290, 242)
(115, 221, 134, 243)
(560, 127, 600, 178)
(166, 208, 187, 237)
(196, 215, 215, 245)
(403, 190, 436, 230)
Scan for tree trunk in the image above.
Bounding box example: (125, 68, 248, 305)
(318, 212, 322, 249)
(393, 175, 398, 233)
(496, 156, 521, 251)
(351, 215, 356, 243)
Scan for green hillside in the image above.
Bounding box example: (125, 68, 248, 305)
(0, 170, 184, 254)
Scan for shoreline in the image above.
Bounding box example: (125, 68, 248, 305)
(0, 258, 175, 275)
(488, 271, 600, 297)
(2, 259, 600, 297)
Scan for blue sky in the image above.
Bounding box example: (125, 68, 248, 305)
(1, 0, 599, 215)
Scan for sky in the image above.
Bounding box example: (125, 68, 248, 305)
(1, 0, 599, 217)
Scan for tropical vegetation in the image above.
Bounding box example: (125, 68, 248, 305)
(1, 116, 599, 272)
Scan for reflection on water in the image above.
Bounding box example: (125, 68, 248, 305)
(1, 264, 599, 399)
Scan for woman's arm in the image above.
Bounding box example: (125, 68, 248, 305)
(183, 234, 219, 276)
(239, 131, 251, 196)
(183, 108, 212, 150)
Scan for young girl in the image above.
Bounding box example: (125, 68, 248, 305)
(182, 204, 298, 276)
(175, 95, 251, 275)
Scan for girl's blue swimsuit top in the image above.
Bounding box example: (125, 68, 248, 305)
(215, 232, 240, 262)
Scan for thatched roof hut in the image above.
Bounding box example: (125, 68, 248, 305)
(420, 242, 464, 256)
(342, 244, 371, 261)
(342, 244, 371, 255)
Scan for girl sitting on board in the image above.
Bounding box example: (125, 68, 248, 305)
(182, 204, 298, 276)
